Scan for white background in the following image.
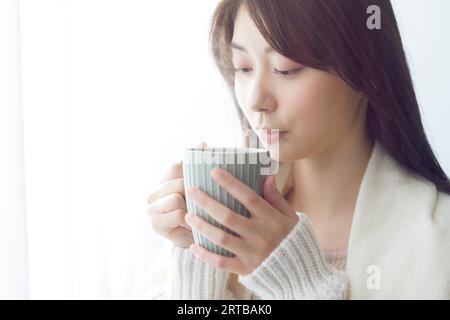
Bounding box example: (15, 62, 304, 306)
(1, 0, 448, 299)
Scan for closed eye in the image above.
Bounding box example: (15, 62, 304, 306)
(233, 67, 303, 76)
(273, 68, 303, 76)
(233, 67, 252, 74)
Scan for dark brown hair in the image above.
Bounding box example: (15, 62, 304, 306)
(209, 0, 450, 194)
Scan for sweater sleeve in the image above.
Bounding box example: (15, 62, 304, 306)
(238, 212, 349, 300)
(148, 245, 237, 300)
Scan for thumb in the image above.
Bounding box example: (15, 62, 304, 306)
(180, 142, 207, 164)
(196, 141, 207, 148)
(263, 175, 298, 219)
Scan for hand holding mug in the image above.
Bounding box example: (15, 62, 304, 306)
(146, 142, 207, 248)
(185, 168, 299, 276)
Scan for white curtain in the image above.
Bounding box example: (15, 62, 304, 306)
(0, 0, 29, 300)
(1, 0, 235, 299)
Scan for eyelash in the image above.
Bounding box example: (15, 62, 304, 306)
(233, 67, 302, 76)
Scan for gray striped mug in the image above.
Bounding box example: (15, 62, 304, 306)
(183, 147, 273, 257)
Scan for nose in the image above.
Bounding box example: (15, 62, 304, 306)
(247, 72, 276, 114)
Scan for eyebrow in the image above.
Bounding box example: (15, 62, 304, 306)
(231, 42, 275, 54)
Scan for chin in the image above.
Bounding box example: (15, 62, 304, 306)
(262, 143, 291, 162)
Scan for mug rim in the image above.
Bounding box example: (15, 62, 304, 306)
(186, 147, 268, 154)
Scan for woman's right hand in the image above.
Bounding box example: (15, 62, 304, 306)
(146, 142, 207, 248)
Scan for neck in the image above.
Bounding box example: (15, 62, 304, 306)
(287, 120, 374, 223)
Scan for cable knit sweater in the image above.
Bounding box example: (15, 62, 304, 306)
(142, 212, 349, 300)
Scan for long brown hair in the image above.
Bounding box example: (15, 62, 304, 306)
(209, 0, 450, 194)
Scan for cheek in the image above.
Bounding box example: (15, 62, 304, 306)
(281, 72, 360, 147)
(234, 81, 256, 121)
(234, 83, 245, 112)
(281, 78, 331, 137)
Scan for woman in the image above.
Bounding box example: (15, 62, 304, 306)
(135, 0, 450, 299)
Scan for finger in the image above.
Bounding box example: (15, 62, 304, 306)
(147, 192, 187, 214)
(150, 209, 191, 236)
(189, 243, 242, 274)
(263, 175, 298, 220)
(185, 212, 244, 255)
(154, 142, 207, 193)
(185, 187, 252, 236)
(158, 162, 183, 185)
(169, 228, 194, 249)
(147, 193, 189, 229)
(210, 167, 273, 219)
(147, 178, 185, 205)
(196, 141, 207, 148)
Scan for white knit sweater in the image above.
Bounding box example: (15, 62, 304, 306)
(145, 213, 349, 300)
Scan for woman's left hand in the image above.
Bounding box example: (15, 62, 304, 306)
(184, 167, 299, 276)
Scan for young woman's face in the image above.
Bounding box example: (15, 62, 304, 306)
(232, 5, 366, 161)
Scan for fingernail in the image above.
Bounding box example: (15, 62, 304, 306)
(212, 168, 224, 180)
(186, 188, 198, 198)
(270, 176, 277, 191)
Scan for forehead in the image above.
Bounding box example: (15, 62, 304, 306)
(232, 5, 271, 52)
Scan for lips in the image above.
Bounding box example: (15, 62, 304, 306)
(258, 129, 288, 144)
(257, 126, 288, 131)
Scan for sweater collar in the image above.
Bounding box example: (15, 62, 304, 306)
(347, 139, 436, 248)
(346, 138, 438, 296)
